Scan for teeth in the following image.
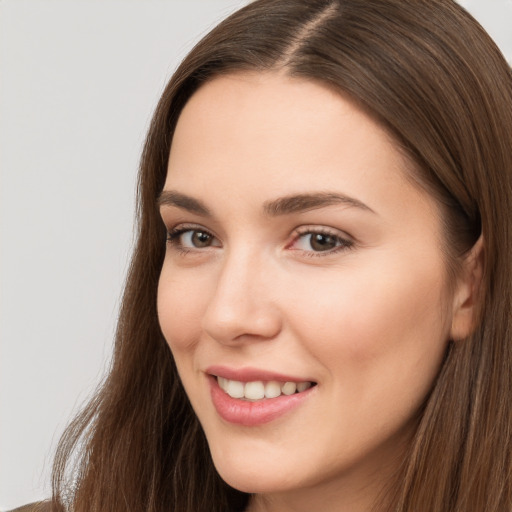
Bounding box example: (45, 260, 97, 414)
(282, 382, 297, 395)
(297, 382, 312, 392)
(218, 377, 228, 391)
(217, 377, 313, 400)
(264, 381, 281, 399)
(225, 379, 244, 398)
(244, 381, 265, 400)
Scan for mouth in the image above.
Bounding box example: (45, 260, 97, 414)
(206, 368, 317, 426)
(216, 376, 316, 401)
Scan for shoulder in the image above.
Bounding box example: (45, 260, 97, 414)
(7, 502, 51, 512)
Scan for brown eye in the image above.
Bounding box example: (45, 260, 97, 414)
(190, 230, 213, 248)
(291, 229, 353, 255)
(309, 233, 338, 251)
(166, 227, 219, 251)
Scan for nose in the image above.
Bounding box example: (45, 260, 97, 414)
(201, 249, 282, 345)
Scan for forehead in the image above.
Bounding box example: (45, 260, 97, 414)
(165, 72, 437, 225)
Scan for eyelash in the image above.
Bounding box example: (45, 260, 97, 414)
(166, 224, 217, 255)
(291, 226, 354, 257)
(165, 224, 354, 257)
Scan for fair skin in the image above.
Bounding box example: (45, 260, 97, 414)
(157, 72, 477, 512)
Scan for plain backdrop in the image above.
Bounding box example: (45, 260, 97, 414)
(1, 0, 511, 509)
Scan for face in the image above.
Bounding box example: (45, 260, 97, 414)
(157, 72, 456, 508)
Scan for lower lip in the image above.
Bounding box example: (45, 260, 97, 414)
(208, 375, 315, 426)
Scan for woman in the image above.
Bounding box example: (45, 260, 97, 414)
(26, 0, 512, 510)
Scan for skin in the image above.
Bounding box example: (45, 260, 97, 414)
(157, 72, 477, 511)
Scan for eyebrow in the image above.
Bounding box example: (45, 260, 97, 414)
(157, 190, 211, 216)
(263, 192, 376, 216)
(157, 190, 376, 217)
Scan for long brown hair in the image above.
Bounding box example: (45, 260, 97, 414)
(51, 1, 512, 510)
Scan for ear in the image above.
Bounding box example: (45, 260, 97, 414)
(450, 235, 484, 341)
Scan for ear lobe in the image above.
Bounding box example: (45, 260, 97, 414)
(450, 235, 485, 341)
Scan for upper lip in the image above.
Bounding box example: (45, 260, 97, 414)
(206, 365, 316, 383)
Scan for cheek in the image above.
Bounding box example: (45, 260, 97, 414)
(289, 254, 452, 394)
(157, 268, 209, 353)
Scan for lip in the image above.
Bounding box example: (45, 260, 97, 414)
(206, 365, 315, 383)
(206, 368, 316, 426)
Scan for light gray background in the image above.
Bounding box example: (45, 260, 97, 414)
(1, 0, 510, 509)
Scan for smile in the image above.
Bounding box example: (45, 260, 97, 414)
(207, 371, 317, 426)
(217, 376, 314, 401)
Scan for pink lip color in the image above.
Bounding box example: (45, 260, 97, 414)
(206, 370, 316, 426)
(206, 365, 314, 383)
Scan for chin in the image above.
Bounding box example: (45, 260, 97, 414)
(216, 466, 295, 494)
(209, 445, 301, 494)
